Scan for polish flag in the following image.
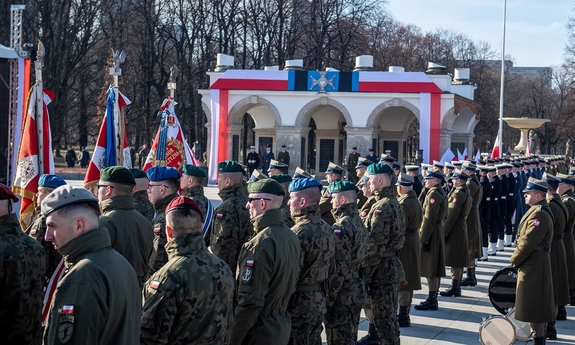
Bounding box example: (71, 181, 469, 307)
(440, 148, 457, 164)
(491, 133, 501, 158)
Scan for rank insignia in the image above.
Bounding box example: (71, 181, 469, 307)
(534, 219, 540, 227)
(58, 305, 75, 343)
(150, 280, 161, 289)
(334, 229, 341, 235)
(375, 209, 382, 215)
(216, 213, 224, 219)
(153, 227, 161, 233)
(430, 198, 436, 204)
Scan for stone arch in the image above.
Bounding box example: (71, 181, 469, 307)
(228, 95, 282, 127)
(365, 98, 421, 129)
(294, 96, 353, 127)
(201, 102, 211, 122)
(441, 107, 479, 133)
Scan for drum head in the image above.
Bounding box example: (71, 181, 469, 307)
(479, 316, 515, 345)
(489, 266, 518, 314)
(506, 307, 533, 341)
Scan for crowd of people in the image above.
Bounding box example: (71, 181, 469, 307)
(1, 149, 572, 345)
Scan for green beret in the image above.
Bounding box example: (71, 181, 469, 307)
(217, 160, 245, 174)
(328, 181, 358, 193)
(130, 168, 148, 179)
(101, 166, 136, 186)
(41, 185, 98, 217)
(247, 178, 285, 196)
(366, 163, 393, 175)
(270, 174, 292, 184)
(182, 164, 207, 178)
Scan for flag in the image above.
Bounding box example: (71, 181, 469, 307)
(12, 86, 55, 229)
(83, 86, 131, 189)
(462, 148, 468, 160)
(474, 149, 481, 161)
(143, 97, 199, 173)
(526, 139, 531, 156)
(491, 133, 501, 158)
(457, 148, 463, 161)
(440, 148, 457, 164)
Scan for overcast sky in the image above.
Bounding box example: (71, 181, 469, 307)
(387, 0, 573, 67)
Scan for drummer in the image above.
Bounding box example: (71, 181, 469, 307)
(510, 177, 555, 345)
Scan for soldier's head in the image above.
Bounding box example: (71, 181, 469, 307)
(97, 166, 136, 202)
(288, 178, 323, 213)
(462, 162, 476, 176)
(405, 165, 419, 177)
(146, 166, 181, 204)
(266, 145, 271, 152)
(367, 164, 393, 193)
(423, 170, 444, 188)
(41, 186, 100, 250)
(396, 173, 414, 196)
(36, 174, 67, 207)
(452, 170, 468, 187)
(328, 181, 358, 209)
(281, 145, 287, 152)
(381, 156, 395, 168)
(250, 145, 256, 152)
(0, 183, 18, 217)
(130, 168, 149, 193)
(443, 163, 455, 175)
(216, 161, 245, 191)
(359, 175, 372, 198)
(165, 196, 204, 240)
(355, 158, 372, 179)
(325, 163, 343, 183)
(542, 173, 561, 194)
(268, 160, 288, 177)
(180, 164, 206, 190)
(557, 173, 575, 194)
(523, 178, 548, 206)
(246, 179, 285, 219)
(487, 166, 496, 178)
(270, 174, 292, 195)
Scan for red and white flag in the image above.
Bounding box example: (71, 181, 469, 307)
(526, 139, 531, 156)
(491, 133, 501, 158)
(12, 86, 55, 229)
(440, 148, 457, 164)
(462, 148, 468, 160)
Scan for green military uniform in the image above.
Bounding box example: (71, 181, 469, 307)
(278, 149, 290, 167)
(150, 192, 179, 273)
(99, 195, 154, 286)
(210, 184, 253, 274)
(547, 192, 570, 306)
(363, 186, 406, 344)
(398, 189, 423, 292)
(44, 227, 140, 345)
(26, 209, 62, 279)
(142, 233, 234, 344)
(443, 183, 472, 269)
(325, 202, 369, 344)
(281, 194, 294, 228)
(231, 208, 300, 345)
(347, 150, 360, 183)
(182, 185, 209, 217)
(133, 190, 155, 222)
(466, 174, 483, 259)
(0, 213, 45, 345)
(561, 189, 575, 302)
(359, 195, 376, 221)
(289, 205, 335, 344)
(420, 185, 448, 279)
(320, 187, 336, 225)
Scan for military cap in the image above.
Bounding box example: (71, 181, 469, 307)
(268, 159, 288, 172)
(130, 168, 148, 179)
(381, 155, 395, 163)
(250, 145, 256, 149)
(542, 173, 562, 188)
(358, 176, 369, 186)
(392, 163, 401, 170)
(165, 195, 204, 221)
(0, 183, 18, 202)
(288, 177, 323, 193)
(182, 164, 207, 178)
(248, 169, 267, 183)
(557, 173, 575, 186)
(452, 161, 463, 167)
(432, 160, 445, 169)
(369, 148, 374, 151)
(462, 162, 477, 171)
(328, 180, 359, 193)
(405, 165, 419, 172)
(424, 170, 444, 180)
(293, 167, 312, 179)
(281, 145, 286, 148)
(248, 178, 285, 196)
(266, 144, 272, 148)
(39, 174, 67, 189)
(385, 149, 392, 154)
(356, 157, 373, 168)
(41, 185, 98, 217)
(452, 170, 469, 180)
(396, 173, 414, 186)
(270, 173, 293, 184)
(366, 163, 393, 175)
(325, 162, 344, 175)
(495, 164, 507, 170)
(217, 160, 245, 174)
(487, 158, 495, 164)
(512, 162, 520, 168)
(519, 150, 525, 155)
(478, 159, 486, 165)
(146, 166, 181, 181)
(487, 166, 496, 172)
(522, 177, 548, 193)
(478, 166, 490, 172)
(468, 160, 477, 165)
(352, 147, 357, 150)
(421, 163, 433, 169)
(101, 166, 136, 186)
(444, 162, 455, 169)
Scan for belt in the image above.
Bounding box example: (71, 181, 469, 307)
(471, 205, 479, 208)
(345, 272, 359, 280)
(554, 234, 564, 240)
(486, 197, 491, 201)
(457, 215, 468, 221)
(405, 228, 419, 236)
(295, 284, 320, 292)
(501, 196, 507, 200)
(381, 251, 396, 257)
(509, 193, 514, 196)
(494, 197, 499, 201)
(535, 246, 550, 252)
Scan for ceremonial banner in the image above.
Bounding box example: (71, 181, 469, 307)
(491, 133, 501, 159)
(83, 86, 131, 189)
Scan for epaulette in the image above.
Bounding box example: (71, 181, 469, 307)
(535, 205, 543, 211)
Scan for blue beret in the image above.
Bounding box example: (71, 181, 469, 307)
(366, 163, 393, 175)
(39, 174, 67, 189)
(288, 177, 323, 193)
(146, 166, 181, 181)
(217, 160, 245, 174)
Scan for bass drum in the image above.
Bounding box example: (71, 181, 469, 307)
(489, 266, 518, 315)
(479, 316, 515, 345)
(506, 307, 532, 341)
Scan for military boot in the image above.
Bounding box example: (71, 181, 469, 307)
(440, 279, 461, 297)
(533, 336, 546, 344)
(414, 291, 438, 310)
(557, 305, 567, 320)
(546, 322, 557, 340)
(356, 322, 379, 345)
(398, 305, 411, 327)
(461, 268, 477, 287)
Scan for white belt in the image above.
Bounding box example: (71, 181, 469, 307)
(494, 197, 499, 201)
(486, 197, 491, 201)
(501, 196, 506, 199)
(509, 193, 514, 196)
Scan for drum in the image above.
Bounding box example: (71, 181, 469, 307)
(506, 307, 532, 341)
(479, 316, 515, 345)
(489, 266, 518, 314)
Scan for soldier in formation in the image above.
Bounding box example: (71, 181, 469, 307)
(246, 145, 260, 173)
(558, 172, 575, 306)
(347, 147, 360, 183)
(278, 144, 291, 168)
(131, 168, 155, 222)
(320, 162, 344, 225)
(270, 173, 295, 228)
(461, 162, 483, 286)
(261, 144, 274, 172)
(180, 164, 213, 235)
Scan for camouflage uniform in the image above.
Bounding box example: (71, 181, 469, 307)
(133, 190, 155, 222)
(141, 233, 234, 344)
(210, 184, 253, 275)
(289, 206, 335, 344)
(359, 195, 376, 222)
(26, 208, 62, 279)
(231, 208, 300, 345)
(398, 189, 423, 292)
(0, 213, 45, 345)
(281, 194, 295, 228)
(150, 192, 179, 274)
(363, 186, 406, 344)
(325, 202, 368, 344)
(320, 187, 336, 225)
(182, 185, 209, 217)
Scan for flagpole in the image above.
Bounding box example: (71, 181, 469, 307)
(498, 0, 507, 159)
(110, 49, 125, 165)
(35, 41, 45, 175)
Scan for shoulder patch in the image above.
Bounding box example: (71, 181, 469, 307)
(30, 229, 37, 235)
(150, 280, 161, 289)
(533, 219, 540, 227)
(375, 209, 382, 215)
(153, 227, 162, 233)
(430, 198, 436, 204)
(216, 213, 224, 219)
(334, 228, 342, 235)
(452, 198, 457, 203)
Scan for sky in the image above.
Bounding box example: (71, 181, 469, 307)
(387, 0, 573, 67)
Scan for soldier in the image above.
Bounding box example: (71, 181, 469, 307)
(396, 173, 423, 328)
(324, 181, 368, 344)
(461, 162, 483, 286)
(246, 145, 260, 173)
(359, 176, 376, 219)
(440, 170, 472, 297)
(496, 164, 509, 251)
(42, 186, 140, 344)
(288, 177, 335, 344)
(505, 163, 517, 246)
(248, 169, 267, 183)
(444, 162, 455, 192)
(267, 159, 288, 176)
(366, 148, 378, 164)
(405, 165, 423, 197)
(131, 168, 155, 222)
(180, 164, 213, 235)
(211, 160, 253, 274)
(141, 196, 234, 344)
(487, 166, 502, 255)
(278, 144, 291, 168)
(356, 157, 373, 209)
(360, 163, 405, 345)
(558, 173, 575, 306)
(293, 166, 312, 179)
(97, 166, 154, 287)
(0, 183, 45, 345)
(147, 166, 181, 273)
(320, 162, 344, 226)
(414, 170, 447, 311)
(510, 178, 555, 345)
(478, 166, 492, 261)
(270, 173, 295, 228)
(261, 144, 274, 173)
(348, 147, 360, 183)
(230, 179, 300, 344)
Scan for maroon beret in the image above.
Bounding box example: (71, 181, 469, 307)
(0, 184, 18, 202)
(165, 196, 204, 221)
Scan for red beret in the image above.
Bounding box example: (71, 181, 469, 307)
(0, 183, 18, 202)
(165, 196, 204, 221)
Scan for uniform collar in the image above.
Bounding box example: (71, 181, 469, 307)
(251, 208, 285, 234)
(0, 213, 19, 232)
(153, 192, 179, 215)
(182, 185, 204, 198)
(218, 184, 244, 201)
(100, 195, 135, 213)
(291, 205, 320, 222)
(165, 232, 206, 260)
(332, 202, 358, 219)
(59, 227, 111, 267)
(374, 186, 394, 200)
